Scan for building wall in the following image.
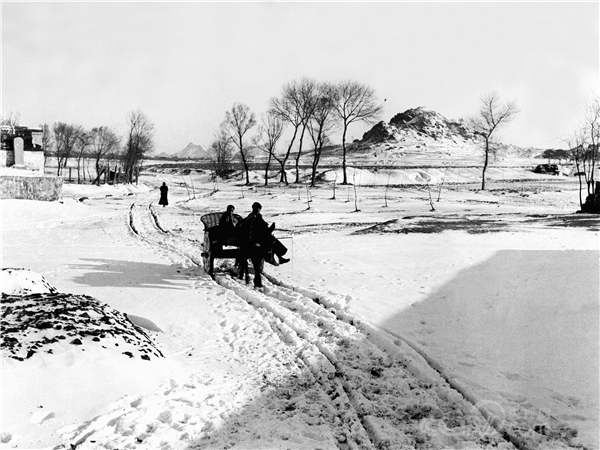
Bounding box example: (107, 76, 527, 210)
(0, 174, 62, 201)
(0, 149, 15, 167)
(0, 149, 44, 172)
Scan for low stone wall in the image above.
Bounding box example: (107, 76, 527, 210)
(0, 174, 62, 201)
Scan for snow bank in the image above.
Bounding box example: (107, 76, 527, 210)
(0, 270, 172, 447)
(321, 166, 562, 186)
(62, 182, 151, 199)
(0, 268, 57, 295)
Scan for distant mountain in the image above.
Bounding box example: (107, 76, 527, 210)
(174, 143, 211, 160)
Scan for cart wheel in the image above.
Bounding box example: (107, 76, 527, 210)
(202, 233, 213, 275)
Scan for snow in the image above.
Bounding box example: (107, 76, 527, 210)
(0, 268, 57, 295)
(0, 167, 45, 177)
(1, 173, 598, 448)
(321, 166, 563, 186)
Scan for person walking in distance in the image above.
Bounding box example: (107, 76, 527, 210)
(158, 182, 168, 207)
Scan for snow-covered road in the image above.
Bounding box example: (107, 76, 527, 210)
(1, 176, 597, 449)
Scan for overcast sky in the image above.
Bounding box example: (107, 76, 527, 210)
(2, 2, 598, 153)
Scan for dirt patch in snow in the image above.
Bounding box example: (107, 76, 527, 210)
(352, 214, 600, 235)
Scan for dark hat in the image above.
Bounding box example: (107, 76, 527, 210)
(226, 204, 235, 211)
(252, 202, 262, 211)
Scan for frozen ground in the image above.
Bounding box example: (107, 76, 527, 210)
(1, 168, 598, 449)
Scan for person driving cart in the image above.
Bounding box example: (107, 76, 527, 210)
(237, 202, 289, 288)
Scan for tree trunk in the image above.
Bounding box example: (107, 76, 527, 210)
(590, 142, 597, 195)
(264, 152, 272, 186)
(77, 155, 82, 184)
(280, 125, 298, 184)
(239, 150, 250, 185)
(311, 142, 323, 187)
(95, 161, 101, 186)
(575, 158, 583, 209)
(481, 137, 489, 190)
(295, 123, 307, 183)
(310, 153, 318, 187)
(341, 123, 348, 184)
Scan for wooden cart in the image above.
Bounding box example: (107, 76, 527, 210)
(200, 212, 243, 276)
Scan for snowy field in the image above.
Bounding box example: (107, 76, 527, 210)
(1, 168, 598, 449)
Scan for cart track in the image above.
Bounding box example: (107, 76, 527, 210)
(148, 203, 168, 233)
(127, 202, 538, 449)
(129, 202, 370, 447)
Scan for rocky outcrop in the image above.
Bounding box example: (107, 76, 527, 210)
(1, 270, 163, 362)
(361, 121, 398, 143)
(361, 107, 475, 143)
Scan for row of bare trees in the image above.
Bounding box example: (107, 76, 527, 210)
(566, 98, 600, 209)
(46, 111, 153, 184)
(211, 78, 382, 187)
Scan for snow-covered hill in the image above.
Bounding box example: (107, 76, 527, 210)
(351, 107, 542, 166)
(175, 142, 211, 160)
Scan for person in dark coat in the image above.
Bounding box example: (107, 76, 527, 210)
(158, 182, 168, 207)
(237, 202, 289, 288)
(237, 202, 266, 287)
(218, 205, 237, 241)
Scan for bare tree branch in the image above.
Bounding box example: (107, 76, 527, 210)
(471, 93, 518, 190)
(332, 81, 382, 184)
(223, 102, 256, 185)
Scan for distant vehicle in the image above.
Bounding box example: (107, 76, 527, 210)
(533, 163, 559, 175)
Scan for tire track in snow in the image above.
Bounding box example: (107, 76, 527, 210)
(148, 203, 169, 234)
(219, 275, 520, 449)
(215, 275, 376, 449)
(129, 202, 517, 449)
(128, 202, 365, 448)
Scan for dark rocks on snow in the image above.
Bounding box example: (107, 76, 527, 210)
(360, 106, 476, 144)
(370, 366, 384, 378)
(1, 292, 163, 362)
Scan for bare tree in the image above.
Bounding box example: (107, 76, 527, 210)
(270, 81, 305, 184)
(41, 123, 52, 155)
(294, 78, 318, 183)
(567, 131, 588, 209)
(0, 112, 20, 127)
(90, 126, 120, 185)
(123, 110, 154, 183)
(255, 113, 284, 186)
(210, 127, 233, 178)
(75, 128, 90, 183)
(584, 98, 599, 196)
(471, 93, 518, 190)
(307, 82, 336, 187)
(332, 81, 382, 184)
(53, 122, 81, 176)
(223, 103, 256, 185)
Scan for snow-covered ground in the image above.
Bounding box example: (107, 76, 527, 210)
(1, 169, 598, 449)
